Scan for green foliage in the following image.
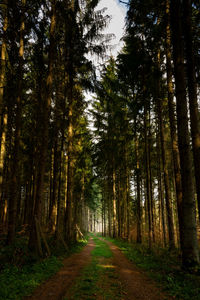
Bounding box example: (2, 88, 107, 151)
(48, 235, 88, 258)
(0, 236, 88, 300)
(107, 238, 200, 300)
(0, 256, 62, 300)
(69, 237, 89, 255)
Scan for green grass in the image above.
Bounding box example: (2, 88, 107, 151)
(0, 236, 88, 300)
(67, 235, 123, 300)
(106, 237, 200, 300)
(0, 256, 63, 300)
(91, 235, 112, 258)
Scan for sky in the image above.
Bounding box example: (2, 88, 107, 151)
(85, 0, 127, 117)
(95, 0, 127, 58)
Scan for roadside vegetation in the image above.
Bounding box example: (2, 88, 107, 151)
(0, 236, 88, 300)
(106, 237, 200, 300)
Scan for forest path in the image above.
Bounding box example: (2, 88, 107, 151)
(102, 238, 171, 300)
(25, 236, 171, 300)
(24, 238, 95, 300)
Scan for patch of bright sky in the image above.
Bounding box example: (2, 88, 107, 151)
(96, 0, 127, 59)
(85, 0, 127, 123)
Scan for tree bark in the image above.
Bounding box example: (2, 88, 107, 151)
(157, 133, 167, 247)
(29, 0, 56, 253)
(170, 0, 199, 268)
(0, 0, 8, 145)
(65, 96, 74, 241)
(182, 0, 200, 223)
(166, 0, 183, 249)
(112, 167, 117, 237)
(144, 102, 152, 249)
(0, 1, 8, 202)
(135, 134, 142, 243)
(7, 0, 26, 244)
(49, 139, 59, 232)
(155, 50, 175, 249)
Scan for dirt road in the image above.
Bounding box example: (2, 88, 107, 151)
(24, 237, 171, 300)
(104, 239, 169, 300)
(24, 239, 95, 300)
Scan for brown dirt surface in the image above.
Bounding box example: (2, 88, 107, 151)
(104, 239, 172, 300)
(24, 238, 95, 300)
(24, 237, 174, 300)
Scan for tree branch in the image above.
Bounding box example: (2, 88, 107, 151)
(119, 0, 129, 5)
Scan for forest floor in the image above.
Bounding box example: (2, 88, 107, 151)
(24, 235, 172, 300)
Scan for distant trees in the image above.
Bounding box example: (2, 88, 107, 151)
(92, 0, 200, 270)
(92, 58, 132, 239)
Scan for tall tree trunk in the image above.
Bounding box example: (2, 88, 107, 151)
(0, 0, 8, 143)
(112, 167, 117, 237)
(155, 51, 175, 249)
(0, 0, 8, 202)
(144, 102, 152, 249)
(117, 175, 122, 238)
(148, 119, 155, 243)
(166, 0, 183, 249)
(64, 0, 76, 243)
(125, 147, 130, 240)
(182, 0, 200, 222)
(170, 0, 199, 268)
(29, 0, 56, 253)
(49, 139, 59, 231)
(7, 0, 26, 244)
(157, 134, 167, 247)
(55, 130, 64, 239)
(135, 134, 142, 243)
(103, 190, 106, 236)
(65, 96, 74, 241)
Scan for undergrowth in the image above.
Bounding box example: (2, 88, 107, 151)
(0, 256, 62, 300)
(106, 237, 200, 300)
(0, 235, 88, 300)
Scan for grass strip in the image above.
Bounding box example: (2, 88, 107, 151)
(67, 235, 123, 300)
(92, 235, 112, 258)
(106, 237, 200, 300)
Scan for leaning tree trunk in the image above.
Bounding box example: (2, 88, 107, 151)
(170, 0, 199, 268)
